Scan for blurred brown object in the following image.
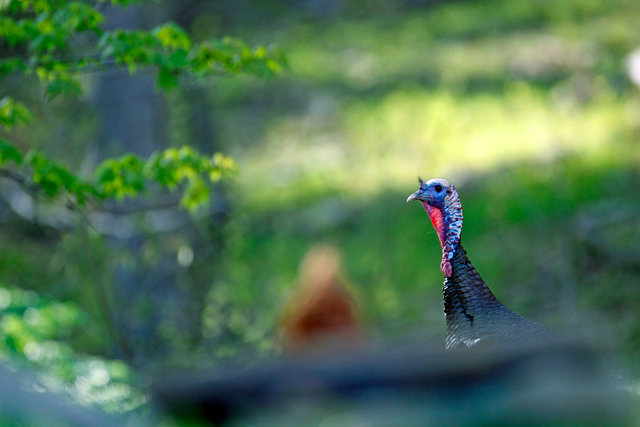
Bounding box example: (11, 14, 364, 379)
(279, 245, 363, 352)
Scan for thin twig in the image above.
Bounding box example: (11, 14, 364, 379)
(90, 194, 183, 214)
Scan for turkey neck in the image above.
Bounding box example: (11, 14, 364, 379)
(443, 243, 502, 324)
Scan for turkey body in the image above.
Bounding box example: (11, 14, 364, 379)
(444, 245, 553, 349)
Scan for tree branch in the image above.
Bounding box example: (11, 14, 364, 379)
(0, 167, 36, 193)
(0, 166, 187, 217)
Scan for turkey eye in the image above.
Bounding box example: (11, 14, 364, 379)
(435, 185, 443, 192)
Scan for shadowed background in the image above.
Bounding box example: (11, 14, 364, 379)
(0, 0, 639, 416)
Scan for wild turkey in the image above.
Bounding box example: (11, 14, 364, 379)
(407, 178, 554, 348)
(279, 244, 363, 353)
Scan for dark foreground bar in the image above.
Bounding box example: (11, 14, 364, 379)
(153, 338, 636, 425)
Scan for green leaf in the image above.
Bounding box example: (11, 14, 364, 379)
(60, 2, 104, 34)
(157, 66, 179, 90)
(0, 140, 23, 165)
(25, 151, 77, 198)
(94, 154, 146, 199)
(167, 49, 188, 69)
(210, 153, 237, 182)
(180, 176, 210, 212)
(46, 74, 82, 98)
(152, 22, 191, 50)
(0, 17, 28, 46)
(0, 97, 32, 128)
(0, 58, 26, 76)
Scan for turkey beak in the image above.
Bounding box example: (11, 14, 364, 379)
(406, 190, 422, 203)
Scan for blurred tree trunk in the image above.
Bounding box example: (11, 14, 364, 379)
(91, 1, 229, 368)
(92, 4, 178, 366)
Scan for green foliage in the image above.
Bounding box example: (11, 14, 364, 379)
(0, 140, 23, 165)
(0, 1, 286, 95)
(93, 147, 238, 210)
(25, 150, 92, 200)
(0, 0, 272, 418)
(0, 284, 145, 412)
(99, 26, 285, 90)
(94, 154, 146, 200)
(0, 0, 274, 212)
(0, 145, 237, 210)
(190, 37, 286, 79)
(0, 97, 31, 128)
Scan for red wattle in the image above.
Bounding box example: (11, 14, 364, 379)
(421, 201, 447, 248)
(441, 258, 452, 277)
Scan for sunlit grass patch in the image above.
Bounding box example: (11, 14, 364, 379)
(236, 80, 637, 210)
